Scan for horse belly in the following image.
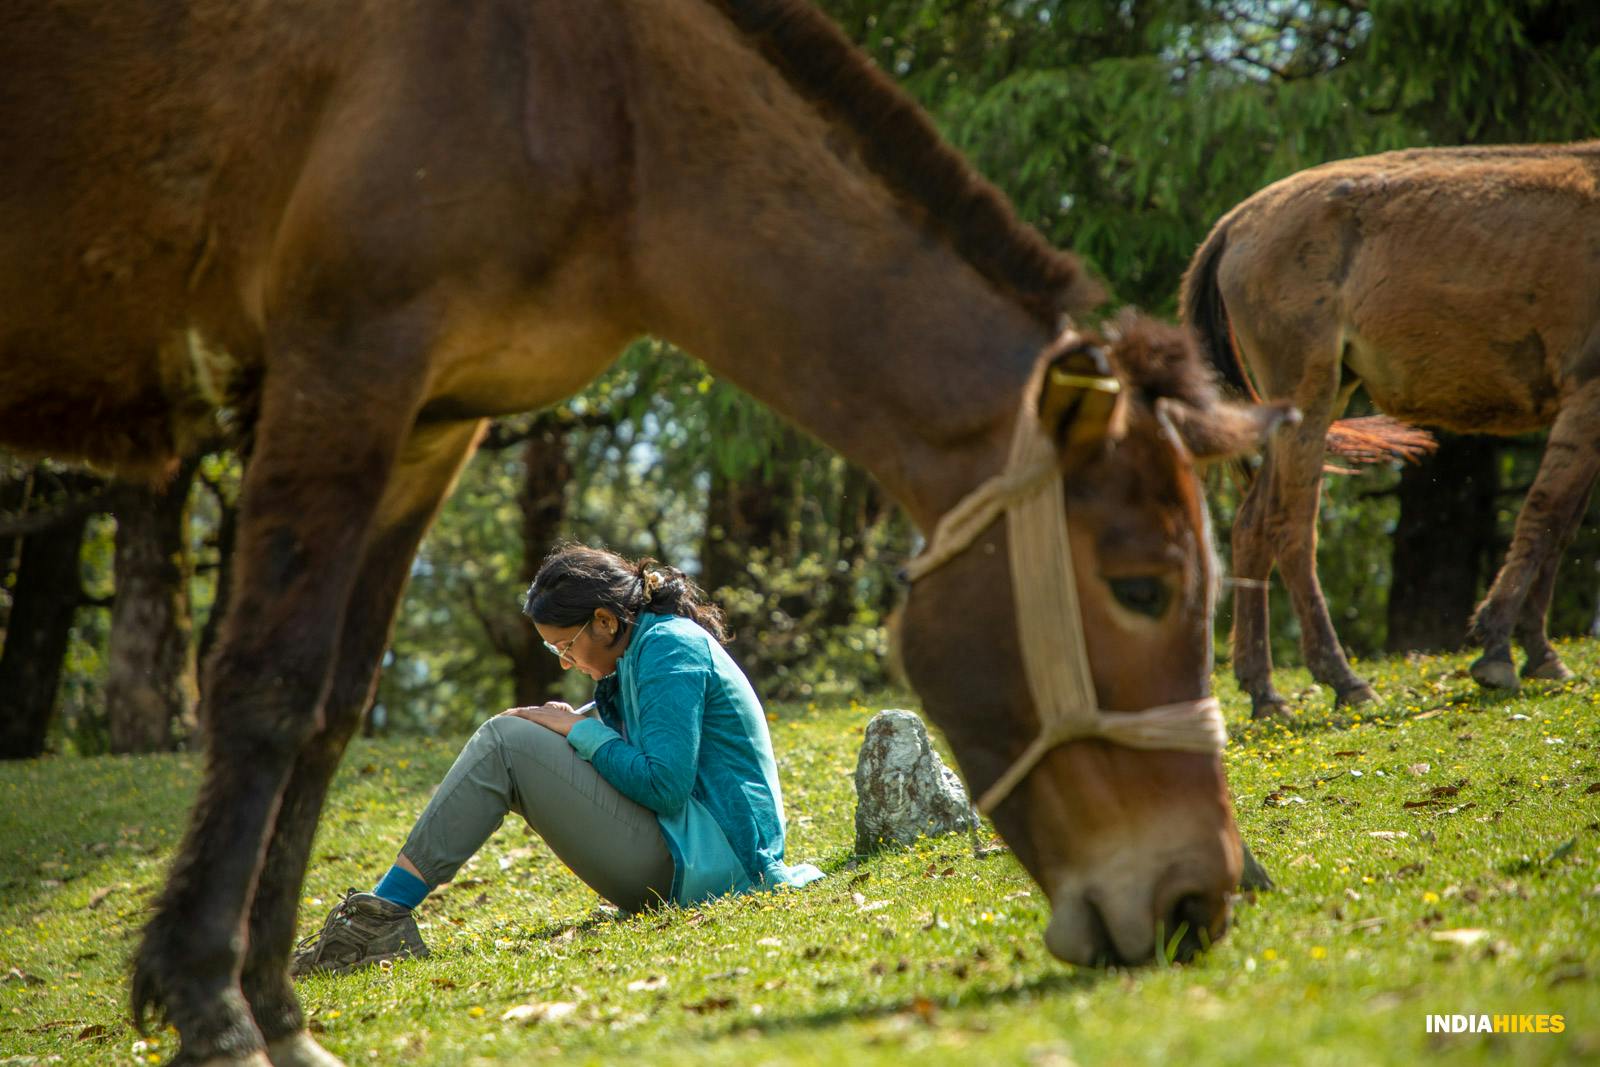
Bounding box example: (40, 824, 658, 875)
(0, 303, 241, 480)
(0, 146, 235, 477)
(422, 293, 634, 422)
(1345, 328, 1561, 436)
(1339, 244, 1587, 435)
(0, 11, 237, 476)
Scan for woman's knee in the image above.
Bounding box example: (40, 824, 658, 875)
(477, 715, 568, 763)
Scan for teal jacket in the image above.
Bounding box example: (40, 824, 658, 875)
(565, 613, 824, 904)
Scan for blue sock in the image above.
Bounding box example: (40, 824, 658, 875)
(372, 865, 430, 910)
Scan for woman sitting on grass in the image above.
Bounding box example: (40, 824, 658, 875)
(291, 542, 824, 975)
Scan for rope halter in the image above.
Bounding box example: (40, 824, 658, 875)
(904, 367, 1227, 816)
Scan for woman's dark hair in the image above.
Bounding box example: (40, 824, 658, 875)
(521, 542, 728, 645)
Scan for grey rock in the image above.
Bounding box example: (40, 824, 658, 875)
(853, 709, 978, 854)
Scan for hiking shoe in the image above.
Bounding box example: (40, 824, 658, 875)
(290, 889, 430, 977)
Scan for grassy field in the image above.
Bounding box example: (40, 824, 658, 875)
(3, 641, 1598, 1066)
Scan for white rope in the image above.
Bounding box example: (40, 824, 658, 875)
(906, 385, 1227, 815)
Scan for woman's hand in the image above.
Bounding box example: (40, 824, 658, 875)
(497, 702, 581, 736)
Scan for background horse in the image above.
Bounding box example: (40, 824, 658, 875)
(1, 1, 1284, 1063)
(1182, 141, 1600, 718)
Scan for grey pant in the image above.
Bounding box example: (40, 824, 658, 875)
(401, 715, 675, 912)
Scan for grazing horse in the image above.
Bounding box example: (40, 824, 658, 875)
(2, 1, 1285, 1063)
(1182, 141, 1600, 718)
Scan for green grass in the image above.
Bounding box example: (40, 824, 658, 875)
(4, 642, 1599, 1065)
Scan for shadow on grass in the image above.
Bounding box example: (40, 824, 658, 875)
(1228, 673, 1590, 750)
(699, 967, 1111, 1043)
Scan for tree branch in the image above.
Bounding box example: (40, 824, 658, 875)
(461, 575, 519, 658)
(0, 487, 126, 538)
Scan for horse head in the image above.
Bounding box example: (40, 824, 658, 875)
(899, 314, 1296, 965)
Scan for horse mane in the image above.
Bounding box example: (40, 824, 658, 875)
(708, 0, 1103, 326)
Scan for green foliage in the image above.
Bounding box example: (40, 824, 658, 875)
(4, 647, 1599, 1063)
(1364, 0, 1600, 142)
(716, 549, 894, 701)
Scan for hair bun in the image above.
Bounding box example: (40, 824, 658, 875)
(640, 566, 665, 601)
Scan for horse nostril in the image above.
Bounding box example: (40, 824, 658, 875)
(1048, 889, 1121, 967)
(1083, 895, 1119, 967)
(1159, 893, 1216, 963)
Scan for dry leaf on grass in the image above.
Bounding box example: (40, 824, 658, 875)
(683, 996, 735, 1014)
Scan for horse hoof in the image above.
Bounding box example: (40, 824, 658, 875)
(1522, 656, 1575, 682)
(1249, 695, 1291, 721)
(195, 1054, 273, 1067)
(1335, 682, 1378, 707)
(267, 1032, 347, 1067)
(1469, 655, 1520, 691)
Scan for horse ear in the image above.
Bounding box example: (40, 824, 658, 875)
(1155, 397, 1301, 462)
(1036, 338, 1125, 463)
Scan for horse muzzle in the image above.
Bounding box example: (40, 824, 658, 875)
(1043, 850, 1236, 966)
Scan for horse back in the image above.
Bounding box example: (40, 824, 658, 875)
(1206, 141, 1600, 432)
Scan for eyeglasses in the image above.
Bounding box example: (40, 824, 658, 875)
(542, 618, 592, 665)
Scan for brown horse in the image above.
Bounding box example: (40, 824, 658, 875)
(2, 2, 1286, 1063)
(1182, 141, 1600, 718)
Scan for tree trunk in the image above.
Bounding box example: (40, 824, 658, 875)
(0, 504, 89, 759)
(106, 461, 198, 754)
(506, 418, 572, 706)
(1386, 433, 1499, 652)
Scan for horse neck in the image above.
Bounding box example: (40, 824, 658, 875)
(624, 2, 1049, 531)
(645, 241, 1045, 532)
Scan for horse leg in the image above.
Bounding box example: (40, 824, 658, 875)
(1515, 547, 1576, 682)
(1230, 451, 1289, 719)
(240, 422, 485, 1067)
(1471, 385, 1600, 689)
(1267, 419, 1377, 707)
(131, 338, 429, 1066)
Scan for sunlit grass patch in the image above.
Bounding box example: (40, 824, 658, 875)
(3, 643, 1598, 1064)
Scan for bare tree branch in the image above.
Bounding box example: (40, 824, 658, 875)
(461, 573, 519, 658)
(0, 486, 127, 538)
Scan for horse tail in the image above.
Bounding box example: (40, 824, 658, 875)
(1181, 215, 1436, 474)
(1180, 216, 1259, 403)
(1182, 216, 1262, 488)
(1323, 415, 1436, 468)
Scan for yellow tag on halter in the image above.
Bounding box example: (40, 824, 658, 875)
(1047, 369, 1121, 394)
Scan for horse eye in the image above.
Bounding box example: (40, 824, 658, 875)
(1109, 576, 1172, 618)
